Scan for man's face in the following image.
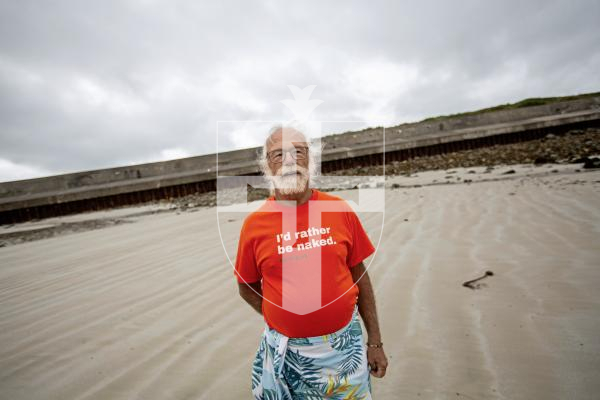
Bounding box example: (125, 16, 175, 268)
(265, 128, 310, 195)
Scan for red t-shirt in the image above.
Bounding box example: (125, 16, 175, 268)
(234, 189, 376, 337)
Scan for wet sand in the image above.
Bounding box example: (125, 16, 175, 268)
(1, 165, 599, 399)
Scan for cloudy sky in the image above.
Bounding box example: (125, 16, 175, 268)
(1, 0, 599, 183)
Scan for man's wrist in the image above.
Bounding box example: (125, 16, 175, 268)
(367, 333, 382, 343)
(366, 333, 382, 346)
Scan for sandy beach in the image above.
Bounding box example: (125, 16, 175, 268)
(1, 164, 599, 399)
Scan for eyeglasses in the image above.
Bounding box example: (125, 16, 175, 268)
(267, 146, 309, 164)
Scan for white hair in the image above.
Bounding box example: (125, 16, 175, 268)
(258, 122, 322, 189)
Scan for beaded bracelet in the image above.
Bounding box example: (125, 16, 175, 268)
(366, 342, 383, 348)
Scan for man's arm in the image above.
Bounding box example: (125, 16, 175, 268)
(238, 281, 263, 315)
(351, 261, 388, 378)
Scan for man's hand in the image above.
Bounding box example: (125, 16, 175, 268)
(367, 347, 388, 378)
(351, 262, 388, 377)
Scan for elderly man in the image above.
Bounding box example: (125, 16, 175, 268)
(234, 125, 388, 399)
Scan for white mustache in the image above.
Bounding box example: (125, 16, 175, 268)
(266, 165, 310, 194)
(276, 165, 309, 178)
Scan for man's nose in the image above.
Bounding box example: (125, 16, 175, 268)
(282, 151, 297, 166)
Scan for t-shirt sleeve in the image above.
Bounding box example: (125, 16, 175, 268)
(346, 209, 376, 268)
(234, 219, 261, 283)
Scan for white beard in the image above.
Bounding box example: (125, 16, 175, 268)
(266, 165, 310, 195)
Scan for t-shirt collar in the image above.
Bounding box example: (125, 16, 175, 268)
(267, 188, 318, 210)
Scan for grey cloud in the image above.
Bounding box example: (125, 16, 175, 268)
(0, 0, 599, 182)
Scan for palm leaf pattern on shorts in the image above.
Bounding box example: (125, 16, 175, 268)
(289, 337, 312, 346)
(261, 388, 278, 400)
(317, 375, 370, 400)
(252, 336, 266, 390)
(331, 319, 364, 378)
(252, 312, 370, 399)
(283, 348, 323, 392)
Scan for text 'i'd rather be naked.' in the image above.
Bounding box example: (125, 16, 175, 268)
(276, 227, 337, 255)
